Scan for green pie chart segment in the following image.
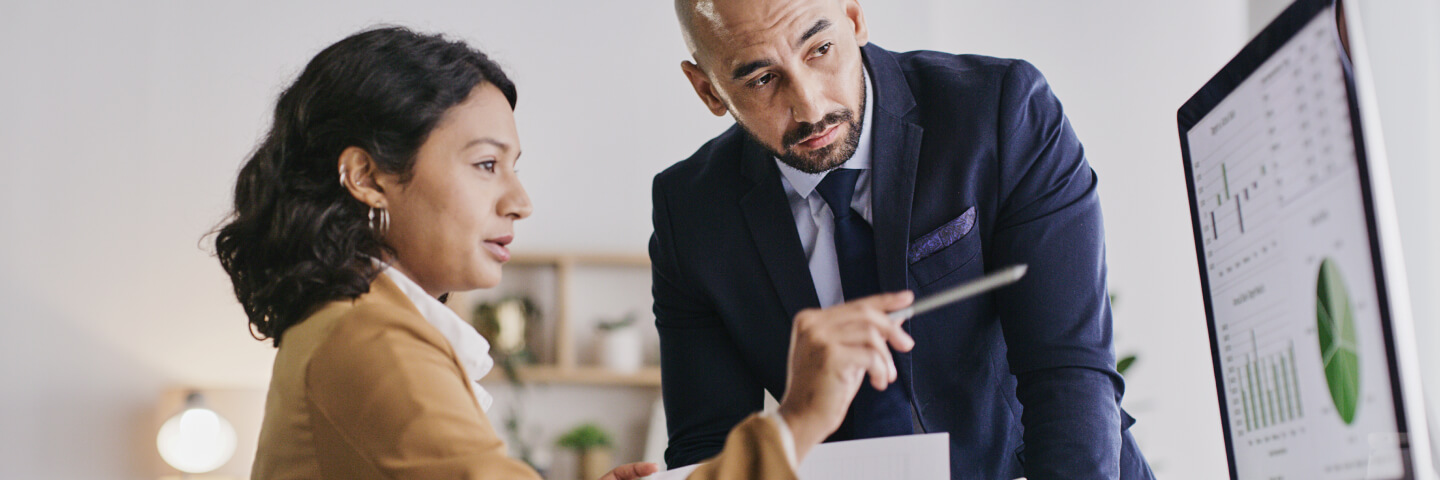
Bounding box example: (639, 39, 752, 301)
(1317, 258, 1360, 425)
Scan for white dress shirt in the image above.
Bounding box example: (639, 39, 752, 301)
(775, 65, 877, 308)
(380, 264, 496, 412)
(775, 66, 924, 433)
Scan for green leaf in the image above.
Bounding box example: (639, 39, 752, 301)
(556, 423, 613, 450)
(1117, 355, 1137, 376)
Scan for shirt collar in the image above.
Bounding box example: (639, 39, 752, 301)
(775, 64, 876, 199)
(377, 262, 496, 412)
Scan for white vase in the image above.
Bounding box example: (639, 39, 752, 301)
(597, 327, 643, 374)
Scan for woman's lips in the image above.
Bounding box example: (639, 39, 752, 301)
(798, 123, 841, 150)
(484, 235, 512, 262)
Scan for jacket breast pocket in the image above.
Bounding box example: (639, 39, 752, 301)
(908, 207, 981, 288)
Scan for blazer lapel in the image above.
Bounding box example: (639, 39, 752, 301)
(863, 44, 924, 294)
(739, 137, 822, 320)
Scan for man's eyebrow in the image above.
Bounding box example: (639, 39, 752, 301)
(731, 59, 774, 81)
(728, 18, 833, 81)
(798, 18, 832, 46)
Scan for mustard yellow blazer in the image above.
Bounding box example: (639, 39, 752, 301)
(252, 273, 794, 479)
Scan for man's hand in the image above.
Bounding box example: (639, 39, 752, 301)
(599, 461, 658, 480)
(777, 291, 915, 461)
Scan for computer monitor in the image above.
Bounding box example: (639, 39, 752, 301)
(1177, 0, 1435, 478)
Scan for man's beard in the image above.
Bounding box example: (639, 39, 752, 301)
(742, 78, 866, 174)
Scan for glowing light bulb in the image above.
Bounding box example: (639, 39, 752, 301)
(156, 393, 237, 474)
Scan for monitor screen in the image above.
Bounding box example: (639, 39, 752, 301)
(1177, 0, 1417, 478)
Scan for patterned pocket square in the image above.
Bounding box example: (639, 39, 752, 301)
(908, 206, 976, 264)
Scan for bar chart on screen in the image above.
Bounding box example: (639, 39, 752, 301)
(1224, 334, 1307, 438)
(1192, 15, 1357, 288)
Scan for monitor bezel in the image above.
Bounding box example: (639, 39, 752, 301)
(1176, 0, 1416, 478)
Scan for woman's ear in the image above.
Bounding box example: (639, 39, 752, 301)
(338, 147, 387, 208)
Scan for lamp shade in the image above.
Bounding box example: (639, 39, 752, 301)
(156, 392, 237, 474)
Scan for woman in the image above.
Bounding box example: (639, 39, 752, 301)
(215, 26, 913, 480)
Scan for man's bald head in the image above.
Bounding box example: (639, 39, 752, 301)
(675, 0, 847, 65)
(673, 0, 717, 60)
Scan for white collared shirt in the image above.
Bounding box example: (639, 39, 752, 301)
(380, 265, 496, 412)
(775, 65, 877, 308)
(775, 65, 924, 434)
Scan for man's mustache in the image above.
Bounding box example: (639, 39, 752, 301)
(782, 110, 854, 148)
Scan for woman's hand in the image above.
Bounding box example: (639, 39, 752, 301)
(599, 461, 658, 480)
(777, 291, 915, 462)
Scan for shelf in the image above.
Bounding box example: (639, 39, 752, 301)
(452, 251, 659, 388)
(481, 365, 662, 387)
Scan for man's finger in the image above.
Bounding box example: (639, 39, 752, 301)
(867, 350, 891, 390)
(838, 308, 915, 353)
(854, 290, 915, 312)
(866, 328, 897, 382)
(600, 462, 659, 480)
(886, 321, 916, 352)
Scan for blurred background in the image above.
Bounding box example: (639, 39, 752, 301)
(0, 1, 1435, 479)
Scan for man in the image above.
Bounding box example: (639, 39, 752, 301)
(650, 0, 1154, 478)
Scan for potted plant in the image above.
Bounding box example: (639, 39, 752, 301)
(595, 312, 644, 373)
(556, 423, 613, 480)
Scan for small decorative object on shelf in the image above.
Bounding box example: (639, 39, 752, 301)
(556, 423, 614, 480)
(595, 311, 644, 374)
(472, 296, 544, 471)
(465, 252, 663, 386)
(472, 296, 539, 382)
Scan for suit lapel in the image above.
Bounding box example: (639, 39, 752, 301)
(735, 44, 920, 318)
(739, 137, 822, 319)
(864, 44, 923, 294)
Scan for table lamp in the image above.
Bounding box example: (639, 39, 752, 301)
(156, 391, 237, 475)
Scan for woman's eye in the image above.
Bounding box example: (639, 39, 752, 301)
(475, 160, 497, 173)
(815, 42, 832, 56)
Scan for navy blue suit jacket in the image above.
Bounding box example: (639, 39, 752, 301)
(650, 44, 1154, 480)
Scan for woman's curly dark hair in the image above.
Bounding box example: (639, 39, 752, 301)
(215, 26, 517, 346)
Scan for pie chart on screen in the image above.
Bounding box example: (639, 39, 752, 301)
(1317, 257, 1360, 425)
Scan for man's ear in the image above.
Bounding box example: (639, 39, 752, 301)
(845, 0, 869, 47)
(337, 146, 388, 209)
(681, 60, 730, 117)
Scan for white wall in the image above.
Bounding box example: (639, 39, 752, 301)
(12, 1, 1431, 480)
(916, 3, 1248, 478)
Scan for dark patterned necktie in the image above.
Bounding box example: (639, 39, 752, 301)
(814, 168, 914, 440)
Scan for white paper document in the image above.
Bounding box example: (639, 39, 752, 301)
(651, 432, 950, 480)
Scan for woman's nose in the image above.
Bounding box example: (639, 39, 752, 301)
(499, 173, 533, 220)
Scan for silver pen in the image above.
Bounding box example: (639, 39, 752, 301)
(888, 264, 1029, 321)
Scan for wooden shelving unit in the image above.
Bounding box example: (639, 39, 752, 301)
(448, 252, 660, 387)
